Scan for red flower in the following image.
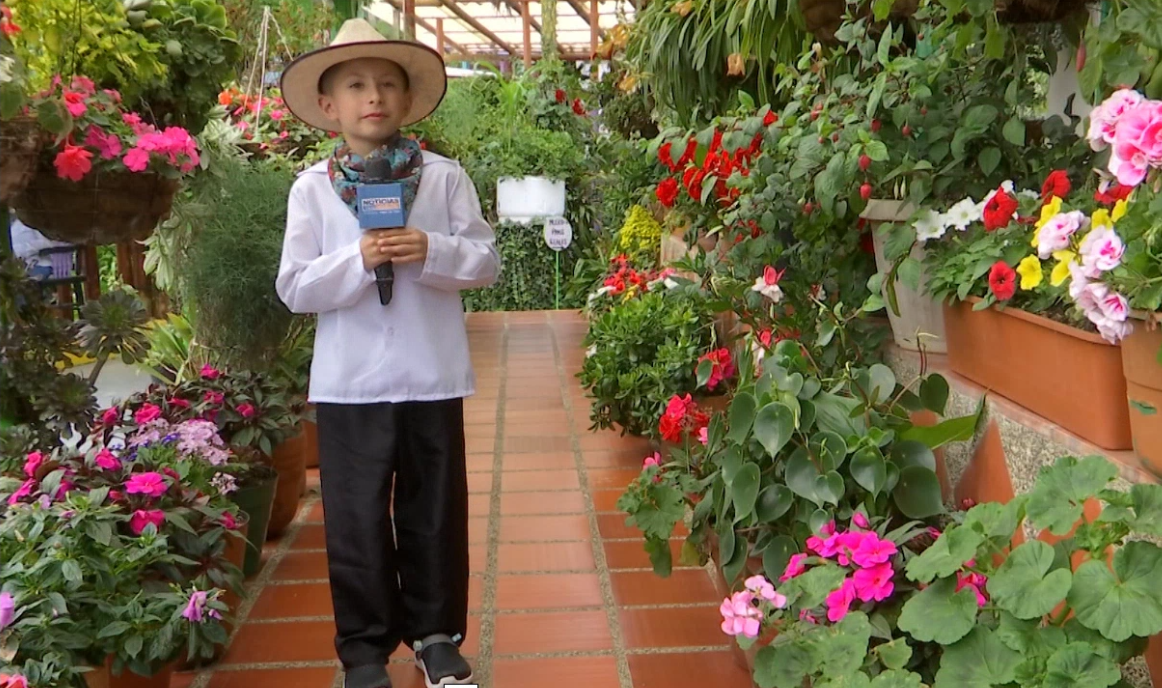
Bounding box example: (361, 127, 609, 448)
(763, 110, 777, 126)
(53, 144, 92, 182)
(658, 394, 709, 442)
(982, 189, 1018, 231)
(572, 99, 586, 116)
(555, 89, 566, 103)
(988, 262, 1016, 301)
(683, 166, 705, 200)
(655, 177, 679, 207)
(1040, 170, 1070, 202)
(237, 403, 256, 419)
(1095, 182, 1133, 205)
(658, 142, 675, 170)
(677, 138, 697, 167)
(698, 348, 736, 391)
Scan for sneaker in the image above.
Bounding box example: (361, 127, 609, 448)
(416, 641, 474, 687)
(343, 664, 392, 688)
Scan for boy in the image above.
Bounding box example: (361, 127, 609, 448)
(275, 19, 500, 688)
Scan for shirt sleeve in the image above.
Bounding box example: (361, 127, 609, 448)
(417, 167, 502, 292)
(275, 182, 375, 314)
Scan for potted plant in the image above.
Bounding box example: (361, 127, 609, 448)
(921, 173, 1133, 450)
(0, 2, 45, 204)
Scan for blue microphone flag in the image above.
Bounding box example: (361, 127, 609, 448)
(357, 183, 406, 230)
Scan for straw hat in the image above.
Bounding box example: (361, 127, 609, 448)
(280, 18, 447, 131)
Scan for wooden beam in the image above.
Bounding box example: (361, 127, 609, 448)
(435, 0, 518, 55)
(564, 0, 604, 39)
(504, 0, 541, 32)
(404, 0, 416, 39)
(589, 0, 598, 56)
(378, 0, 469, 53)
(436, 17, 445, 53)
(444, 50, 593, 62)
(522, 0, 532, 68)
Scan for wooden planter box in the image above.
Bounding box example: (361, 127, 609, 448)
(943, 298, 1131, 450)
(1121, 318, 1162, 476)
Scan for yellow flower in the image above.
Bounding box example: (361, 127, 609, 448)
(1113, 199, 1129, 221)
(1017, 255, 1043, 290)
(671, 0, 694, 15)
(1091, 208, 1111, 229)
(1050, 250, 1076, 287)
(1036, 197, 1062, 229)
(727, 53, 746, 76)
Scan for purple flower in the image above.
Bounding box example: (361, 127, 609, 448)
(0, 592, 14, 630)
(182, 590, 222, 623)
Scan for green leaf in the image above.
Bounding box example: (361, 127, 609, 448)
(732, 463, 762, 522)
(978, 147, 1002, 176)
(899, 407, 981, 449)
(98, 621, 133, 639)
(1068, 541, 1162, 642)
(818, 318, 838, 347)
(997, 610, 1067, 655)
(763, 535, 798, 583)
(727, 392, 758, 443)
(865, 140, 889, 161)
(892, 466, 944, 519)
(933, 627, 1022, 688)
(813, 612, 873, 678)
(35, 99, 73, 137)
(646, 537, 674, 577)
(905, 527, 984, 584)
(756, 485, 795, 522)
(783, 563, 847, 610)
(870, 670, 924, 688)
(984, 19, 1006, 59)
(1043, 643, 1121, 688)
(818, 674, 872, 688)
(868, 364, 896, 405)
(1125, 483, 1162, 537)
(816, 471, 846, 506)
(987, 540, 1073, 620)
(754, 402, 795, 457)
(963, 104, 999, 130)
(697, 359, 715, 388)
(875, 637, 913, 670)
(919, 374, 950, 414)
(963, 497, 1026, 545)
(754, 640, 814, 688)
(62, 560, 83, 586)
(1002, 118, 1026, 146)
(898, 577, 979, 644)
(786, 449, 821, 504)
(1027, 456, 1118, 535)
(890, 440, 937, 472)
(1130, 399, 1157, 415)
(851, 447, 887, 497)
(897, 258, 922, 291)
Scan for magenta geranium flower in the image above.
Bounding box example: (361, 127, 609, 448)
(200, 364, 221, 380)
(101, 407, 120, 426)
(0, 591, 15, 630)
(94, 449, 120, 471)
(125, 472, 167, 499)
(237, 403, 256, 419)
(7, 479, 36, 506)
(852, 533, 897, 568)
(23, 452, 43, 478)
(134, 403, 162, 425)
(129, 509, 166, 536)
(852, 562, 895, 602)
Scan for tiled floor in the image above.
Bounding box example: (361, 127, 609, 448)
(175, 311, 754, 688)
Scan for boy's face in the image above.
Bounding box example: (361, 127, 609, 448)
(319, 58, 412, 151)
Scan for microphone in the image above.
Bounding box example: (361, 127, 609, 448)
(358, 158, 406, 306)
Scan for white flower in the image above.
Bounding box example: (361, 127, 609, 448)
(586, 285, 613, 305)
(0, 56, 13, 85)
(913, 209, 949, 242)
(751, 266, 785, 303)
(943, 198, 980, 231)
(586, 344, 598, 358)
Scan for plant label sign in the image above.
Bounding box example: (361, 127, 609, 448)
(543, 216, 573, 251)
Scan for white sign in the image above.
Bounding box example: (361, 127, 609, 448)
(543, 216, 573, 251)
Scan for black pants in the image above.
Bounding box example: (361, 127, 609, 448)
(316, 399, 470, 669)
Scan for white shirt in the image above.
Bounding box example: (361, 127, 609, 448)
(275, 151, 501, 404)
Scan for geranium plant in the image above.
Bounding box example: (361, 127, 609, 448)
(217, 85, 320, 156)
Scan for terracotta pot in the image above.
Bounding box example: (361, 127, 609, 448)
(943, 298, 1131, 450)
(1121, 320, 1162, 476)
(267, 427, 307, 539)
(303, 406, 320, 469)
(85, 658, 178, 688)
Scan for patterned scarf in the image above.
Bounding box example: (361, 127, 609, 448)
(328, 135, 424, 221)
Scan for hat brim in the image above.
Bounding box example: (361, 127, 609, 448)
(280, 41, 448, 132)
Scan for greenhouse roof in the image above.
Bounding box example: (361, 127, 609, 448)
(364, 0, 634, 65)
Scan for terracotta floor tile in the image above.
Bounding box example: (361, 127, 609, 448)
(469, 516, 490, 544)
(584, 449, 652, 469)
(467, 472, 493, 493)
(466, 437, 495, 454)
(579, 433, 653, 452)
(592, 489, 626, 513)
(501, 469, 580, 492)
(469, 575, 483, 611)
(504, 436, 573, 453)
(277, 550, 336, 583)
(502, 452, 577, 471)
(466, 453, 495, 472)
(171, 672, 195, 688)
(221, 621, 337, 663)
(206, 668, 337, 688)
(587, 468, 642, 491)
(598, 513, 663, 540)
(503, 410, 571, 426)
(498, 541, 596, 572)
(504, 421, 573, 438)
(611, 570, 721, 606)
(505, 385, 566, 400)
(506, 397, 565, 412)
(496, 572, 604, 609)
(387, 613, 483, 660)
(492, 655, 621, 687)
(603, 540, 685, 570)
(290, 524, 327, 550)
(468, 493, 491, 516)
(305, 501, 325, 522)
(620, 607, 730, 649)
(249, 582, 333, 619)
(492, 610, 613, 654)
(628, 651, 755, 688)
(469, 544, 487, 573)
(500, 490, 586, 515)
(500, 514, 591, 542)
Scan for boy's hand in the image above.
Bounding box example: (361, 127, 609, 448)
(375, 228, 429, 265)
(360, 231, 393, 272)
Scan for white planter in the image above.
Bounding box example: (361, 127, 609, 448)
(864, 199, 948, 354)
(496, 176, 566, 224)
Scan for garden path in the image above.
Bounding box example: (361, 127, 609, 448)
(173, 310, 754, 688)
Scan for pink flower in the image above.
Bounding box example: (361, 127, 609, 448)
(23, 452, 43, 478)
(204, 391, 225, 405)
(956, 571, 989, 607)
(181, 590, 221, 623)
(122, 147, 151, 172)
(237, 403, 256, 419)
(1108, 99, 1162, 187)
(94, 449, 120, 471)
(134, 403, 162, 425)
(745, 575, 789, 608)
(642, 452, 662, 470)
(103, 89, 122, 103)
(53, 145, 92, 182)
(7, 479, 36, 505)
(852, 563, 895, 602)
(70, 76, 96, 95)
(926, 527, 942, 540)
(279, 130, 289, 139)
(125, 472, 168, 499)
(720, 590, 762, 638)
(170, 398, 190, 410)
(752, 265, 785, 302)
(270, 109, 285, 120)
(1079, 226, 1125, 277)
(200, 364, 221, 380)
(825, 578, 857, 623)
(1088, 88, 1144, 151)
(84, 126, 122, 160)
(852, 512, 870, 530)
(0, 592, 14, 630)
(1035, 210, 1087, 259)
(101, 407, 120, 425)
(220, 511, 238, 530)
(129, 509, 166, 535)
(62, 90, 87, 118)
(781, 553, 808, 582)
(852, 534, 898, 568)
(698, 426, 709, 445)
(1, 674, 29, 688)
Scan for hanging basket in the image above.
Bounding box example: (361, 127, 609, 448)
(11, 161, 180, 246)
(994, 0, 1089, 24)
(0, 116, 47, 205)
(799, 0, 918, 43)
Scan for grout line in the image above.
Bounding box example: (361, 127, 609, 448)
(549, 316, 636, 688)
(474, 313, 510, 688)
(187, 490, 323, 688)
